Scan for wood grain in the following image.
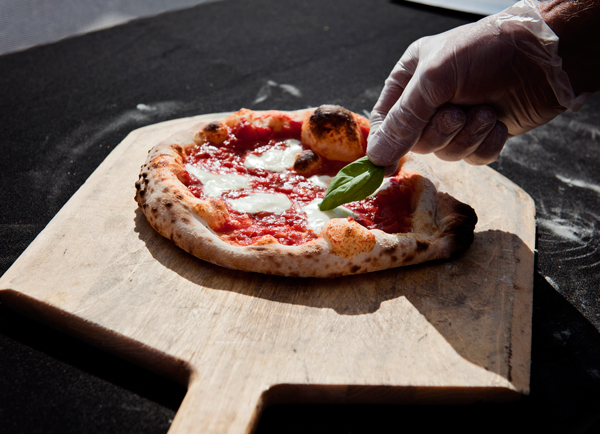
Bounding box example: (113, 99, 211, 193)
(0, 114, 535, 433)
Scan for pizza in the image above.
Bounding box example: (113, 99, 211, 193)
(134, 105, 477, 277)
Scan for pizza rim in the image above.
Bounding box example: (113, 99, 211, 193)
(135, 106, 477, 278)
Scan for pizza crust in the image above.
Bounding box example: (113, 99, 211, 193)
(135, 107, 477, 278)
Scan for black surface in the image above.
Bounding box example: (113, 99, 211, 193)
(1, 0, 600, 432)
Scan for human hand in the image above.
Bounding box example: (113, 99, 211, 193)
(367, 0, 584, 171)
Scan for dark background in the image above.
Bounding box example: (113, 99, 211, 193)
(1, 0, 600, 432)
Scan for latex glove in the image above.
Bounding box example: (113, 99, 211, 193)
(367, 0, 588, 171)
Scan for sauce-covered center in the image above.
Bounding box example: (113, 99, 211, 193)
(181, 123, 415, 246)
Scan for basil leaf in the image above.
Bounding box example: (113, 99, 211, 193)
(318, 156, 385, 211)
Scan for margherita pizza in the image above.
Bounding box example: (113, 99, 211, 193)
(135, 105, 477, 277)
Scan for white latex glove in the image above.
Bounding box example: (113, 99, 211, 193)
(367, 0, 588, 170)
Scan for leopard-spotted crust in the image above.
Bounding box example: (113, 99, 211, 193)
(135, 106, 477, 277)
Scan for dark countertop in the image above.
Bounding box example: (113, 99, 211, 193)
(1, 0, 599, 432)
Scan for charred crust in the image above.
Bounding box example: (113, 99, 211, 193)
(151, 161, 168, 169)
(350, 265, 361, 273)
(416, 241, 429, 251)
(204, 121, 222, 133)
(182, 217, 190, 224)
(443, 202, 478, 254)
(293, 150, 321, 173)
(383, 246, 396, 254)
(163, 187, 170, 193)
(165, 202, 173, 208)
(309, 105, 358, 141)
(404, 255, 415, 263)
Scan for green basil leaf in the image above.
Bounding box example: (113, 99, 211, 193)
(318, 156, 385, 211)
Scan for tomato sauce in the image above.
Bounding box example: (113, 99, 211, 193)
(182, 120, 415, 246)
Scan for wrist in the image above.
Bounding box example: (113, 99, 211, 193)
(538, 0, 600, 94)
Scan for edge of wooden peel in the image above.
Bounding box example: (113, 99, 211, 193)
(0, 289, 193, 386)
(1, 289, 526, 434)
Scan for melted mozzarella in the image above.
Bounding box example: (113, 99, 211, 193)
(228, 193, 291, 214)
(302, 199, 355, 233)
(308, 175, 332, 189)
(185, 165, 249, 197)
(373, 177, 393, 195)
(244, 139, 302, 172)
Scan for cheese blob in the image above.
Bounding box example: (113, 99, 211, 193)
(228, 193, 292, 214)
(308, 175, 332, 189)
(373, 177, 393, 195)
(244, 139, 303, 172)
(185, 165, 249, 197)
(302, 199, 356, 233)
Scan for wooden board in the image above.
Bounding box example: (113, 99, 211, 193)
(0, 113, 535, 434)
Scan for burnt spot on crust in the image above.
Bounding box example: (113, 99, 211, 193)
(182, 217, 191, 224)
(135, 174, 149, 199)
(293, 150, 321, 174)
(383, 246, 396, 254)
(416, 241, 429, 252)
(165, 202, 173, 208)
(204, 121, 222, 133)
(404, 255, 415, 263)
(151, 160, 169, 169)
(438, 194, 478, 255)
(449, 204, 477, 253)
(350, 265, 361, 274)
(308, 105, 358, 142)
(200, 121, 228, 145)
(163, 187, 170, 193)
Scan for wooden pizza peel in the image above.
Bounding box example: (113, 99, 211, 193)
(0, 113, 535, 433)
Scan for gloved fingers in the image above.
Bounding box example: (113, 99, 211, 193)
(367, 43, 424, 171)
(368, 75, 444, 166)
(412, 104, 466, 154)
(368, 70, 412, 166)
(369, 44, 420, 139)
(463, 122, 509, 165)
(433, 105, 497, 162)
